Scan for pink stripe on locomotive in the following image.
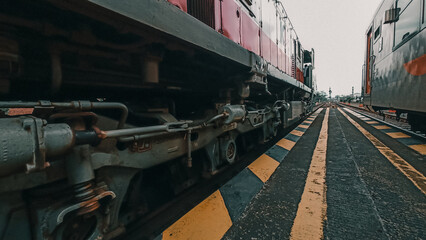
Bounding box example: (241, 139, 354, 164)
(271, 41, 278, 67)
(220, 0, 241, 44)
(241, 10, 260, 55)
(261, 32, 271, 63)
(167, 0, 187, 12)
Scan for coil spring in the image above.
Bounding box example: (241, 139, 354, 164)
(73, 181, 100, 215)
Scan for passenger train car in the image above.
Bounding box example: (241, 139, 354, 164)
(0, 0, 315, 239)
(363, 0, 426, 132)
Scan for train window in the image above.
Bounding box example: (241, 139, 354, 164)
(374, 24, 382, 40)
(298, 41, 301, 58)
(280, 20, 286, 45)
(394, 0, 420, 46)
(423, 0, 426, 24)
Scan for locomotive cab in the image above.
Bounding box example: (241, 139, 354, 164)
(303, 49, 315, 89)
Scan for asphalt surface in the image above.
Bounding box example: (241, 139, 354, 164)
(223, 107, 426, 240)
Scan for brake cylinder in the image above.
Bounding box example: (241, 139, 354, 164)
(0, 117, 75, 177)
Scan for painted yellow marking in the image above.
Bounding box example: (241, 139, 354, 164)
(366, 121, 380, 124)
(409, 144, 426, 155)
(374, 125, 392, 130)
(304, 120, 313, 124)
(291, 129, 305, 137)
(315, 108, 324, 114)
(386, 132, 411, 139)
(163, 190, 232, 240)
(290, 108, 329, 240)
(338, 108, 426, 195)
(248, 154, 280, 183)
(276, 138, 296, 151)
(299, 124, 309, 129)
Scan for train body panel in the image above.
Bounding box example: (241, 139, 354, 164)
(168, 0, 188, 12)
(371, 31, 426, 112)
(363, 0, 426, 131)
(168, 0, 310, 85)
(241, 9, 261, 55)
(0, 0, 316, 239)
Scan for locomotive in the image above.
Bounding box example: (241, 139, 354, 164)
(0, 0, 315, 239)
(362, 0, 426, 132)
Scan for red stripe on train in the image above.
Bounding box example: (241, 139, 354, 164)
(404, 54, 426, 76)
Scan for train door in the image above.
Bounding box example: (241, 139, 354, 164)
(286, 19, 291, 75)
(365, 28, 373, 98)
(220, 0, 241, 44)
(277, 7, 286, 71)
(292, 39, 297, 79)
(270, 1, 278, 67)
(240, 0, 260, 55)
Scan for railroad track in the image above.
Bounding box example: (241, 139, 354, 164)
(120, 103, 325, 240)
(337, 103, 426, 141)
(340, 102, 408, 121)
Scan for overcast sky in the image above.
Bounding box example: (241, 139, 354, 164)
(281, 0, 383, 96)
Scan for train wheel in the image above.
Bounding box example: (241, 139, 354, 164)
(408, 113, 426, 133)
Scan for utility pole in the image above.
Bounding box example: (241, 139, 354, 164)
(352, 86, 354, 97)
(329, 87, 332, 101)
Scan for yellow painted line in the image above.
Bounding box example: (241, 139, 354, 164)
(163, 190, 232, 240)
(298, 124, 309, 129)
(366, 121, 380, 124)
(291, 129, 305, 137)
(248, 154, 280, 183)
(290, 108, 329, 240)
(338, 108, 426, 195)
(276, 138, 296, 151)
(386, 132, 411, 139)
(409, 144, 426, 155)
(374, 125, 392, 130)
(315, 108, 324, 114)
(304, 120, 313, 124)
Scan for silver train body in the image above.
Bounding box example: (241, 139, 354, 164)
(362, 0, 426, 131)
